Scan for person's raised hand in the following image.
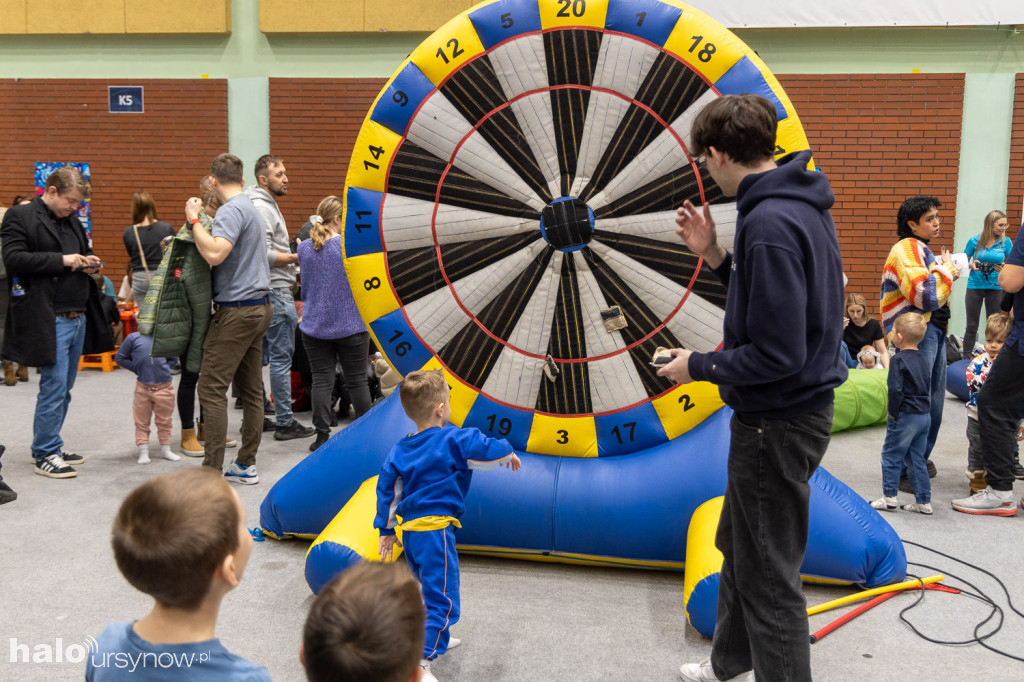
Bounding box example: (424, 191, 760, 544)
(675, 200, 717, 257)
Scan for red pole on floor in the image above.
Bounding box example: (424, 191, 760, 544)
(809, 582, 961, 644)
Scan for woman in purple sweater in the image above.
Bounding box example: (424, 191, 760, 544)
(297, 196, 372, 451)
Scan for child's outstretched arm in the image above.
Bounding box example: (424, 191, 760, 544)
(379, 534, 402, 563)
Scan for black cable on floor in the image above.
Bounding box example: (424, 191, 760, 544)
(899, 539, 1024, 662)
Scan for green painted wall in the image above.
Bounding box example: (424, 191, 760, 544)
(2, 1, 1021, 342)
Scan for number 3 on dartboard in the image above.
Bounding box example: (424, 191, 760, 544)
(557, 0, 586, 18)
(556, 429, 569, 444)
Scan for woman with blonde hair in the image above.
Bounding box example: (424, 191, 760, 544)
(842, 292, 889, 368)
(297, 196, 372, 452)
(962, 210, 1013, 359)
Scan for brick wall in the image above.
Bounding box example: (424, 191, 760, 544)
(1008, 74, 1024, 232)
(778, 74, 965, 313)
(0, 78, 228, 278)
(268, 78, 386, 231)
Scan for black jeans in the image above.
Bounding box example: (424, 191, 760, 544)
(977, 341, 1024, 491)
(711, 406, 833, 682)
(303, 331, 371, 433)
(962, 288, 1003, 359)
(177, 354, 199, 430)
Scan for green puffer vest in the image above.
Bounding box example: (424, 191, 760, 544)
(138, 214, 212, 373)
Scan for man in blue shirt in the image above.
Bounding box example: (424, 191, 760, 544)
(952, 219, 1024, 516)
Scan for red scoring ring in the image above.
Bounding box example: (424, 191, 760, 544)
(409, 83, 708, 365)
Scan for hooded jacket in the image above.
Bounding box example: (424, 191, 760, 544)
(245, 186, 295, 289)
(688, 151, 848, 418)
(137, 214, 212, 373)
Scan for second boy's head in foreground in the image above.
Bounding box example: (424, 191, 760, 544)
(302, 561, 425, 682)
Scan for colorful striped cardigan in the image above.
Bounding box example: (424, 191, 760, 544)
(880, 238, 956, 334)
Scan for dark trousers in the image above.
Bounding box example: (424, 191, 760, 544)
(198, 303, 272, 469)
(977, 341, 1024, 491)
(303, 331, 371, 432)
(177, 355, 199, 430)
(962, 288, 1003, 359)
(710, 406, 833, 682)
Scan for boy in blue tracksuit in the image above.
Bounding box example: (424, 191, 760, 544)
(375, 369, 521, 682)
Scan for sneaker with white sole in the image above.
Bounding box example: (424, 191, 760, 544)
(870, 496, 897, 511)
(419, 661, 439, 682)
(224, 461, 259, 485)
(59, 451, 85, 465)
(679, 658, 753, 682)
(447, 637, 461, 650)
(34, 454, 77, 479)
(900, 502, 933, 515)
(951, 488, 1017, 516)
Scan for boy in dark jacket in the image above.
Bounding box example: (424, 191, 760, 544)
(659, 94, 846, 682)
(375, 370, 521, 682)
(871, 312, 932, 514)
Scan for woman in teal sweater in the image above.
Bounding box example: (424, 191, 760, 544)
(962, 210, 1013, 359)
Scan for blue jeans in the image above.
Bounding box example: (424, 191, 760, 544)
(839, 341, 857, 369)
(880, 412, 930, 503)
(32, 315, 86, 460)
(264, 287, 298, 427)
(914, 322, 946, 460)
(710, 406, 833, 682)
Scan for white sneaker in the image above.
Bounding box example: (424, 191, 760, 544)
(679, 658, 753, 682)
(224, 461, 259, 485)
(951, 487, 1017, 516)
(870, 496, 897, 511)
(419, 660, 439, 682)
(447, 637, 461, 650)
(900, 502, 933, 515)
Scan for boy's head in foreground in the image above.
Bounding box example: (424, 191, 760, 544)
(399, 369, 451, 429)
(112, 468, 253, 610)
(302, 561, 425, 682)
(892, 312, 927, 351)
(984, 313, 1012, 360)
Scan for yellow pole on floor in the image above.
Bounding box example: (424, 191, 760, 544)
(806, 574, 944, 617)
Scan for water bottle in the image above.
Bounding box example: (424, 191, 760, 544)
(11, 277, 25, 297)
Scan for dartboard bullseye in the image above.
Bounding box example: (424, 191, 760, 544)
(343, 0, 813, 457)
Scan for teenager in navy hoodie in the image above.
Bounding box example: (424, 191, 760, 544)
(659, 94, 847, 682)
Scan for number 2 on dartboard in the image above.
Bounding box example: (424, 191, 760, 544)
(557, 0, 586, 18)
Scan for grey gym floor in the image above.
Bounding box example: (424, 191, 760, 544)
(1, 367, 1022, 681)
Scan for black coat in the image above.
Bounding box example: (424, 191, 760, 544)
(1, 198, 113, 366)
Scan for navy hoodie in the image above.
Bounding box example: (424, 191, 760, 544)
(688, 151, 848, 418)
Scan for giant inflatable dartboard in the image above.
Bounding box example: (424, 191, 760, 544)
(343, 0, 812, 457)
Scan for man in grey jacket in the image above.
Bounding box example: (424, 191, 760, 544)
(246, 155, 314, 441)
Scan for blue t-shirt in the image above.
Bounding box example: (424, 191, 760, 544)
(210, 194, 271, 303)
(85, 621, 270, 681)
(1006, 228, 1024, 355)
(965, 234, 1013, 290)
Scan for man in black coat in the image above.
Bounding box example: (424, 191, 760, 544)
(0, 166, 112, 479)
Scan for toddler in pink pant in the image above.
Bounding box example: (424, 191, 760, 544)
(115, 332, 181, 464)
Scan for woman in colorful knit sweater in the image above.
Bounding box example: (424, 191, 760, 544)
(880, 196, 960, 468)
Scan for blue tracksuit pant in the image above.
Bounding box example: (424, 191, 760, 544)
(404, 525, 460, 661)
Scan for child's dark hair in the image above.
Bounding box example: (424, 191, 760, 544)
(399, 369, 448, 424)
(896, 196, 941, 240)
(303, 561, 425, 682)
(689, 94, 777, 166)
(985, 313, 1012, 342)
(111, 468, 240, 610)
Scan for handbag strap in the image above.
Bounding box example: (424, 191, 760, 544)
(132, 224, 152, 282)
